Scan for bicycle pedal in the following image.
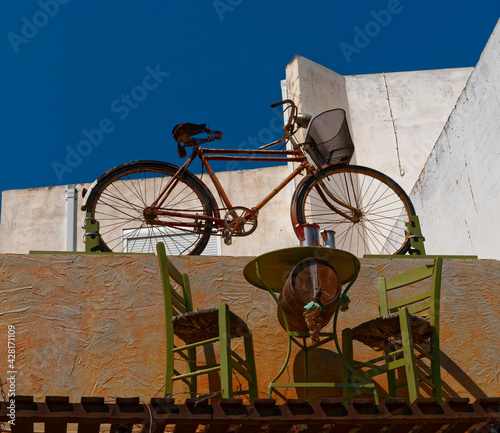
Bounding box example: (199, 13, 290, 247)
(222, 231, 233, 246)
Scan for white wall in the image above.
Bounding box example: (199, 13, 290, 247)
(207, 165, 297, 256)
(346, 68, 472, 192)
(0, 165, 297, 255)
(0, 184, 87, 254)
(287, 55, 472, 193)
(410, 20, 500, 259)
(286, 55, 351, 119)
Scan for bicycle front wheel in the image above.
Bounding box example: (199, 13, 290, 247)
(86, 161, 218, 255)
(291, 164, 415, 256)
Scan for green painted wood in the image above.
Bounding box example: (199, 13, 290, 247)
(430, 257, 443, 330)
(156, 242, 258, 402)
(157, 242, 176, 398)
(243, 333, 259, 402)
(399, 308, 420, 402)
(385, 265, 434, 290)
(407, 300, 432, 315)
(270, 382, 376, 389)
(341, 328, 354, 402)
(407, 215, 426, 256)
(386, 367, 398, 397)
(364, 254, 477, 259)
(342, 257, 444, 404)
(219, 302, 233, 399)
(430, 331, 443, 401)
(378, 277, 390, 316)
(85, 211, 102, 253)
(388, 291, 432, 310)
(186, 346, 198, 397)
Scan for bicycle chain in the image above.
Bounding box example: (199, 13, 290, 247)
(150, 206, 247, 237)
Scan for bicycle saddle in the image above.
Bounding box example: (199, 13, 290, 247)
(172, 122, 207, 142)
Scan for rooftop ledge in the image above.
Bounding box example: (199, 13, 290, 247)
(1, 396, 499, 432)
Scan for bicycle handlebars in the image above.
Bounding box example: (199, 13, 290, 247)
(259, 99, 310, 150)
(270, 99, 295, 109)
(173, 99, 309, 154)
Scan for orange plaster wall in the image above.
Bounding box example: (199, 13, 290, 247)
(0, 253, 498, 403)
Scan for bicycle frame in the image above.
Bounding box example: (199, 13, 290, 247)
(85, 100, 416, 256)
(150, 146, 308, 226)
(148, 144, 358, 233)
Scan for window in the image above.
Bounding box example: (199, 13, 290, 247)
(122, 227, 221, 255)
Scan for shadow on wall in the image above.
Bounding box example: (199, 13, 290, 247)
(289, 348, 490, 403)
(292, 349, 345, 401)
(440, 351, 489, 399)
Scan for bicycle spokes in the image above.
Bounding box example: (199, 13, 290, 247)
(292, 165, 414, 256)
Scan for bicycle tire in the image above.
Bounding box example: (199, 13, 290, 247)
(86, 160, 218, 255)
(291, 164, 415, 256)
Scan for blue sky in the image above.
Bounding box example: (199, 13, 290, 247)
(1, 1, 499, 213)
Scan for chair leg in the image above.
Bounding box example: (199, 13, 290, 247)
(218, 303, 233, 399)
(430, 331, 443, 402)
(386, 363, 398, 397)
(244, 331, 259, 402)
(186, 347, 198, 398)
(165, 347, 175, 397)
(399, 308, 420, 402)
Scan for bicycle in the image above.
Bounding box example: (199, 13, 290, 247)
(81, 100, 415, 257)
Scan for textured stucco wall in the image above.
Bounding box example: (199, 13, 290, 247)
(410, 19, 500, 259)
(0, 253, 498, 403)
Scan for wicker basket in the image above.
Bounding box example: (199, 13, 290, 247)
(303, 109, 354, 168)
(172, 307, 250, 344)
(350, 312, 435, 353)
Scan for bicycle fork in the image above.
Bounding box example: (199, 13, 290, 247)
(311, 171, 360, 223)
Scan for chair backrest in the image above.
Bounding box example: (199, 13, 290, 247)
(378, 257, 443, 330)
(156, 242, 194, 317)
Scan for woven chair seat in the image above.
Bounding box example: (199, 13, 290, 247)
(173, 307, 250, 344)
(350, 312, 434, 352)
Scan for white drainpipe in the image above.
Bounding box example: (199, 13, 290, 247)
(66, 184, 78, 251)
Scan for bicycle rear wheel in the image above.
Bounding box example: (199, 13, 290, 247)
(86, 161, 218, 255)
(291, 164, 415, 256)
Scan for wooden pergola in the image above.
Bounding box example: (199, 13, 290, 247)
(1, 396, 499, 433)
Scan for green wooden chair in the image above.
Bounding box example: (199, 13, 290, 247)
(156, 242, 258, 402)
(342, 257, 443, 403)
